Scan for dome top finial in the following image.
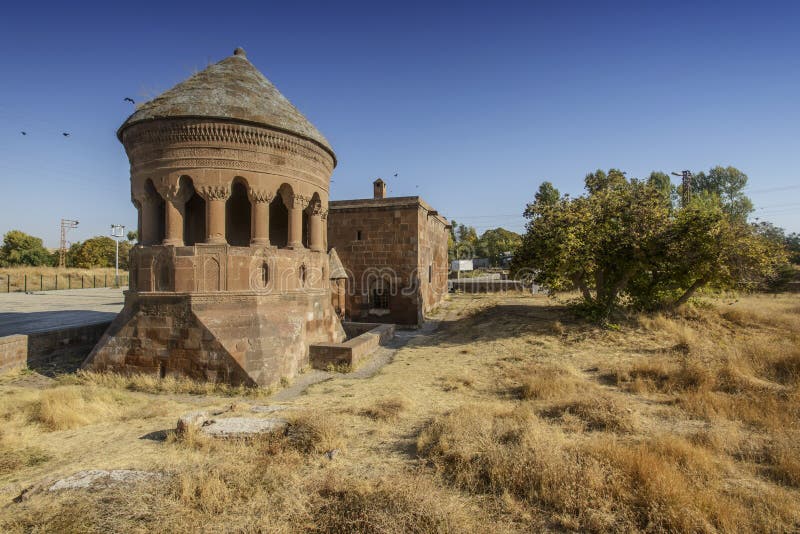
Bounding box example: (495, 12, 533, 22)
(233, 47, 246, 58)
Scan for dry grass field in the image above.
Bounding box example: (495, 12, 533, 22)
(1, 291, 799, 532)
(0, 267, 128, 292)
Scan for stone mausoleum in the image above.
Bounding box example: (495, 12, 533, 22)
(85, 48, 345, 387)
(328, 179, 450, 326)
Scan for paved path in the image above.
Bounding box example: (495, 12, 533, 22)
(270, 317, 445, 402)
(0, 288, 124, 336)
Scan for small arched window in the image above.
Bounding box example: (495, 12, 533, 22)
(260, 262, 269, 287)
(428, 264, 432, 284)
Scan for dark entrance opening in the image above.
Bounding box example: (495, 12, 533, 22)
(226, 181, 251, 246)
(270, 195, 288, 248)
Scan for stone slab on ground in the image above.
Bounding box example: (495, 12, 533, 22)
(13, 469, 163, 502)
(177, 407, 288, 438)
(200, 417, 288, 438)
(48, 469, 162, 492)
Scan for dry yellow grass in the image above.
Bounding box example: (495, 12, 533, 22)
(1, 291, 798, 532)
(65, 370, 269, 397)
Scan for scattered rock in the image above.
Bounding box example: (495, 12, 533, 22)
(48, 469, 162, 492)
(176, 409, 212, 434)
(200, 417, 288, 438)
(324, 448, 340, 460)
(176, 405, 239, 434)
(13, 470, 163, 503)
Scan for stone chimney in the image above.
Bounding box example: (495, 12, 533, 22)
(373, 178, 386, 199)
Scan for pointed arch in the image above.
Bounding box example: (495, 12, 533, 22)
(226, 177, 251, 246)
(180, 175, 206, 246)
(270, 183, 293, 248)
(143, 178, 165, 245)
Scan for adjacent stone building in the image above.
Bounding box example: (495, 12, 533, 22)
(327, 179, 450, 326)
(84, 48, 345, 387)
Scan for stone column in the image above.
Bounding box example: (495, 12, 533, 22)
(139, 191, 162, 246)
(132, 198, 142, 245)
(287, 194, 308, 249)
(161, 185, 185, 246)
(248, 189, 273, 246)
(321, 208, 329, 252)
(308, 201, 325, 252)
(199, 185, 230, 245)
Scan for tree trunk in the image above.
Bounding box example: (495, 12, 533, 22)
(671, 278, 707, 309)
(572, 273, 593, 303)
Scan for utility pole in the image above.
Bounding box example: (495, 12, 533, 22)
(59, 219, 79, 268)
(672, 170, 693, 207)
(110, 224, 126, 287)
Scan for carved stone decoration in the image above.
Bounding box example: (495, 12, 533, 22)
(136, 187, 163, 206)
(309, 199, 323, 216)
(197, 184, 231, 202)
(290, 194, 310, 210)
(122, 121, 335, 175)
(202, 257, 221, 292)
(248, 189, 274, 204)
(156, 178, 182, 202)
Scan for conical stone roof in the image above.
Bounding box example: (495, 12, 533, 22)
(118, 48, 334, 160)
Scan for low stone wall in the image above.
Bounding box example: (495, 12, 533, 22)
(0, 321, 111, 374)
(28, 322, 111, 366)
(309, 323, 395, 370)
(0, 335, 27, 374)
(449, 279, 539, 293)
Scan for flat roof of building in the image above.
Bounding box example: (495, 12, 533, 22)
(329, 196, 449, 227)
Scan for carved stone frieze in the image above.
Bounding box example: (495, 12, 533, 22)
(248, 189, 274, 203)
(197, 184, 231, 201)
(290, 194, 311, 209)
(122, 121, 335, 174)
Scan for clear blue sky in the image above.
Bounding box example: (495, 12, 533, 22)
(1, 0, 798, 248)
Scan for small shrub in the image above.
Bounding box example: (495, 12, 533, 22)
(541, 396, 635, 433)
(519, 365, 578, 400)
(359, 398, 407, 421)
(287, 413, 345, 454)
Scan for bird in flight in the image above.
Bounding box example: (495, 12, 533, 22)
(20, 131, 26, 136)
(124, 97, 135, 104)
(62, 132, 70, 137)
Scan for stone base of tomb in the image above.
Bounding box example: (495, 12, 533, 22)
(83, 290, 345, 387)
(82, 245, 346, 388)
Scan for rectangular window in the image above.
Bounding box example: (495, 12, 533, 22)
(428, 264, 432, 283)
(371, 287, 389, 309)
(356, 230, 362, 241)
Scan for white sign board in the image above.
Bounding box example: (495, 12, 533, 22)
(451, 259, 474, 271)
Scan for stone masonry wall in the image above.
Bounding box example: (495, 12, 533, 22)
(417, 208, 450, 314)
(327, 203, 422, 325)
(0, 335, 27, 374)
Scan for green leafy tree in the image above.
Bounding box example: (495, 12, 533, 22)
(477, 228, 522, 266)
(647, 171, 675, 205)
(0, 230, 54, 267)
(692, 166, 754, 220)
(584, 168, 627, 194)
(524, 181, 561, 218)
(786, 232, 800, 264)
(126, 230, 138, 243)
(512, 170, 785, 321)
(69, 236, 117, 268)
